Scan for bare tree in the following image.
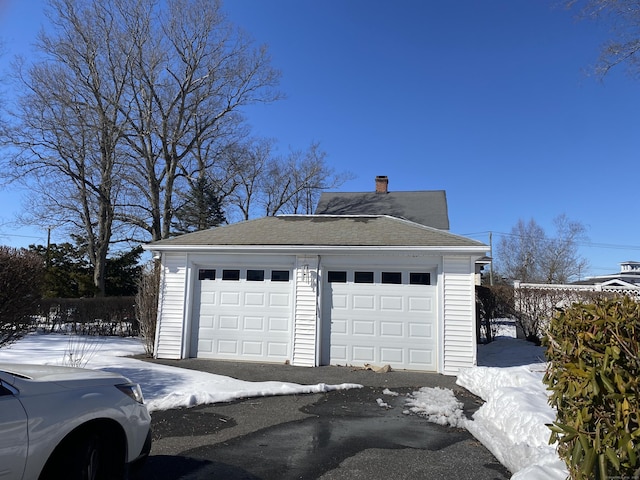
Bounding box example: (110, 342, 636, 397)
(0, 39, 6, 138)
(568, 0, 640, 77)
(280, 143, 353, 215)
(1, 0, 281, 293)
(226, 139, 272, 221)
(135, 261, 159, 356)
(258, 142, 353, 216)
(185, 138, 353, 224)
(5, 0, 130, 295)
(117, 0, 281, 241)
(496, 219, 547, 283)
(496, 215, 589, 284)
(1, 0, 354, 278)
(540, 214, 589, 283)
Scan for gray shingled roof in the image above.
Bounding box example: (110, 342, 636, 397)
(149, 215, 486, 248)
(314, 191, 450, 230)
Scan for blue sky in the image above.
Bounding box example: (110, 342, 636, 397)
(1, 0, 639, 278)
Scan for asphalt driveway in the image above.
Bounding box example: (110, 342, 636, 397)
(134, 359, 510, 480)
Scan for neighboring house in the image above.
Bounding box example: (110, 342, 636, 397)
(315, 175, 450, 230)
(316, 176, 489, 284)
(144, 180, 488, 375)
(572, 261, 640, 290)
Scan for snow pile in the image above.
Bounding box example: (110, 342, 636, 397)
(0, 333, 362, 413)
(458, 337, 568, 480)
(403, 386, 467, 428)
(139, 361, 362, 412)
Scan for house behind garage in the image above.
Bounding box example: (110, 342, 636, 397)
(145, 179, 488, 375)
(315, 175, 450, 230)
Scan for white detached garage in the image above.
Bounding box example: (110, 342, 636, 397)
(144, 215, 488, 375)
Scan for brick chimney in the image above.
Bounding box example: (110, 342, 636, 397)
(375, 175, 388, 194)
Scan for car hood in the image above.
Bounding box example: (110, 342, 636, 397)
(0, 363, 131, 394)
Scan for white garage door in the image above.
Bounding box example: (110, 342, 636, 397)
(192, 267, 293, 362)
(322, 269, 437, 371)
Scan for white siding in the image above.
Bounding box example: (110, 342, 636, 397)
(155, 253, 188, 359)
(442, 256, 477, 375)
(291, 256, 319, 367)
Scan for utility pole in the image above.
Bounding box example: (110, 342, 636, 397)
(46, 227, 51, 269)
(489, 231, 494, 286)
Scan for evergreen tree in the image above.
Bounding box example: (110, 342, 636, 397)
(30, 243, 143, 297)
(173, 177, 227, 234)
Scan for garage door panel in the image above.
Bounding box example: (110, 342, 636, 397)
(332, 319, 347, 334)
(242, 341, 263, 356)
(409, 349, 433, 365)
(409, 296, 432, 312)
(352, 346, 375, 362)
(219, 316, 239, 330)
(194, 266, 293, 362)
(199, 301, 218, 315)
(353, 295, 375, 309)
(269, 317, 289, 331)
(245, 292, 265, 306)
(332, 294, 348, 309)
(380, 321, 403, 336)
(198, 339, 213, 352)
(409, 322, 432, 338)
(267, 342, 288, 356)
(270, 293, 290, 307)
(243, 316, 264, 330)
(200, 315, 214, 328)
(380, 348, 403, 363)
(380, 295, 403, 311)
(353, 320, 375, 336)
(325, 275, 437, 371)
(220, 291, 241, 306)
(331, 345, 347, 361)
(218, 340, 238, 354)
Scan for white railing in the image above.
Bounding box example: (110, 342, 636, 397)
(511, 281, 640, 338)
(514, 281, 640, 298)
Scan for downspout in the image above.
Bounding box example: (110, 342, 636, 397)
(315, 255, 322, 367)
(152, 252, 163, 359)
(438, 258, 445, 375)
(181, 255, 194, 359)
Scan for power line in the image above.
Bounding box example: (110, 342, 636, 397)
(460, 230, 640, 252)
(0, 232, 44, 239)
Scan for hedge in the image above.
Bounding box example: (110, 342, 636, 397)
(544, 296, 640, 479)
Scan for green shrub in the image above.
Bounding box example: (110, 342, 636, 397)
(0, 246, 44, 346)
(544, 296, 640, 479)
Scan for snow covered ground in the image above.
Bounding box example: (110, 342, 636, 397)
(0, 325, 566, 479)
(459, 338, 566, 480)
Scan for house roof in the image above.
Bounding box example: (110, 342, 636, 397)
(573, 273, 640, 286)
(572, 260, 640, 286)
(314, 190, 450, 230)
(147, 215, 486, 251)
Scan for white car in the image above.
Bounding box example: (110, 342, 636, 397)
(0, 363, 152, 480)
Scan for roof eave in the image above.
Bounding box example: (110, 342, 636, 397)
(143, 243, 488, 256)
